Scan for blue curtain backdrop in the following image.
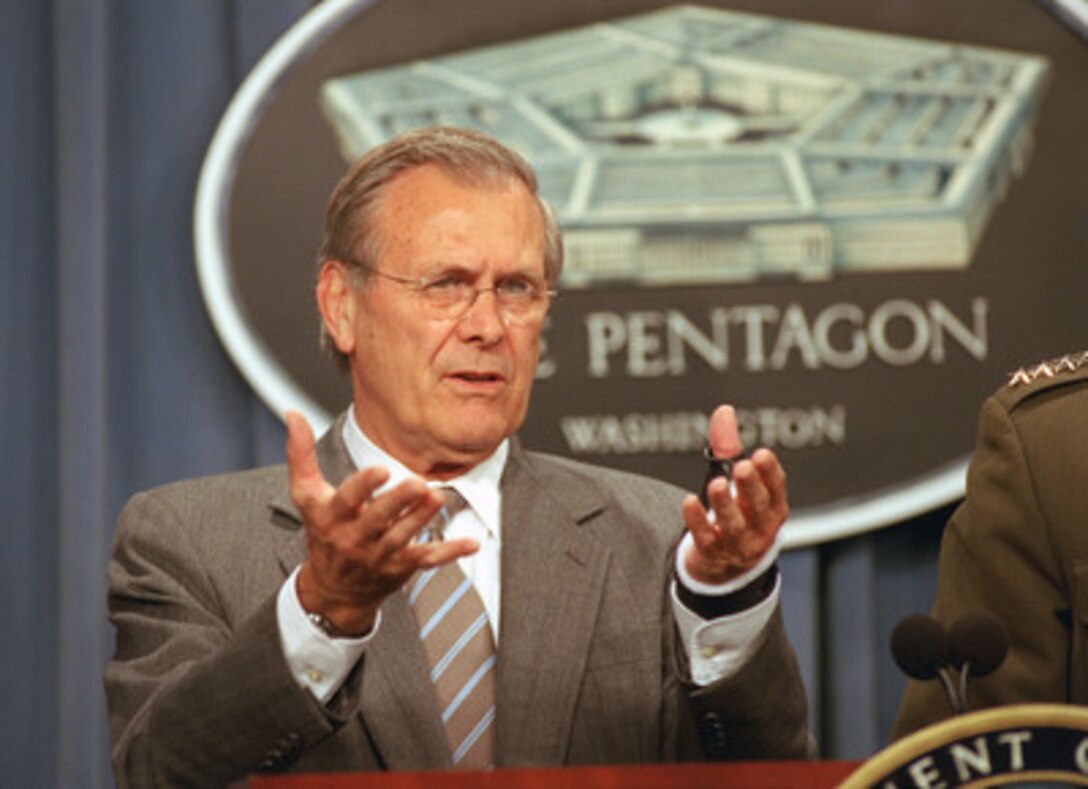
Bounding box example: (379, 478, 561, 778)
(0, 1, 951, 786)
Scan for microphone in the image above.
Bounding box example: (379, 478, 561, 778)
(891, 614, 964, 714)
(891, 612, 1009, 716)
(891, 614, 949, 681)
(948, 612, 1009, 708)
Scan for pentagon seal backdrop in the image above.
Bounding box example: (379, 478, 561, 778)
(195, 0, 1088, 546)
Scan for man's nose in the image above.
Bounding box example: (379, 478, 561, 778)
(456, 288, 506, 343)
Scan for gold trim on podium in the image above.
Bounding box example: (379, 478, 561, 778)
(843, 704, 1088, 787)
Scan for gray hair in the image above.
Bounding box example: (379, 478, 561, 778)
(318, 126, 563, 367)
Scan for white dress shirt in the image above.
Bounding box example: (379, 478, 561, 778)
(277, 411, 779, 702)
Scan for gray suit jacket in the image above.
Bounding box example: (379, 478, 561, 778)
(105, 421, 809, 787)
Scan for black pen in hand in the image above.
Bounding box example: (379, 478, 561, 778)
(699, 444, 748, 508)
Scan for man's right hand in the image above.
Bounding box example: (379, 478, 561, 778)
(285, 411, 479, 637)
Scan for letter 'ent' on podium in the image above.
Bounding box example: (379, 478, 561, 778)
(843, 704, 1088, 787)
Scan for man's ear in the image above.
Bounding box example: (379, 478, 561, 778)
(316, 261, 357, 356)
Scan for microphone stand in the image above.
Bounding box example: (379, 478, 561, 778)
(936, 665, 966, 715)
(958, 662, 973, 713)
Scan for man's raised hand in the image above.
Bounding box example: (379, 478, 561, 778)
(680, 405, 788, 586)
(285, 411, 478, 636)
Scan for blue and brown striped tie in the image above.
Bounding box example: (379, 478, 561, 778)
(408, 489, 496, 769)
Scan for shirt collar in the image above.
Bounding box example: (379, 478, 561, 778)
(340, 409, 506, 538)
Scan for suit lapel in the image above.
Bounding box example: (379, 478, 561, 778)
(495, 443, 612, 765)
(362, 594, 453, 769)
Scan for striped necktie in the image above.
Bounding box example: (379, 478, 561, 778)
(408, 488, 496, 769)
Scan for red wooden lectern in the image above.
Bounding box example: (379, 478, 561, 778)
(250, 760, 861, 789)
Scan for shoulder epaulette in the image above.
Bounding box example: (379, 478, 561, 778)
(1005, 348, 1088, 389)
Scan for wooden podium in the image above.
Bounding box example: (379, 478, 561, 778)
(250, 760, 861, 788)
(248, 705, 1088, 787)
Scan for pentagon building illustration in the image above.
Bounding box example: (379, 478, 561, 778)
(319, 5, 1049, 287)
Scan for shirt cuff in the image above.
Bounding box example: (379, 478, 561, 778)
(276, 565, 376, 704)
(671, 532, 782, 686)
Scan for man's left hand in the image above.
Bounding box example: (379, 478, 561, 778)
(680, 404, 788, 585)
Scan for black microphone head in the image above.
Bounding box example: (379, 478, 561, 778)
(949, 612, 1008, 678)
(891, 614, 949, 680)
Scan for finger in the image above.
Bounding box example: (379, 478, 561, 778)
(731, 456, 788, 560)
(382, 538, 480, 591)
(414, 537, 480, 569)
(707, 404, 742, 458)
(373, 486, 448, 553)
(705, 474, 745, 533)
(328, 466, 390, 521)
(681, 493, 724, 554)
(752, 448, 789, 519)
(732, 460, 772, 536)
(285, 411, 331, 506)
(366, 479, 442, 529)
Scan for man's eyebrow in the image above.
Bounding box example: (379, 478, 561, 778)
(412, 262, 473, 277)
(417, 262, 542, 280)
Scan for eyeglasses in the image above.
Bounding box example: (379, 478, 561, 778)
(350, 261, 558, 326)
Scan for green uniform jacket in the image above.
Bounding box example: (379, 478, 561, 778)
(896, 354, 1088, 737)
